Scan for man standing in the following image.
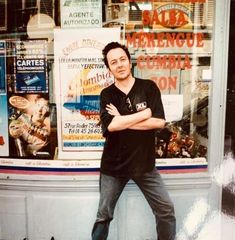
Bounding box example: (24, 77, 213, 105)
(92, 42, 176, 240)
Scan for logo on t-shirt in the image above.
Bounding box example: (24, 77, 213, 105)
(136, 101, 147, 111)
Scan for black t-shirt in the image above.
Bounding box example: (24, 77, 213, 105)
(100, 78, 165, 177)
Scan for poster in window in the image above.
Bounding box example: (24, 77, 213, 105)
(14, 40, 48, 93)
(8, 93, 51, 158)
(54, 28, 120, 159)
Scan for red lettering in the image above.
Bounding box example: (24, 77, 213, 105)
(156, 33, 165, 47)
(142, 10, 151, 26)
(136, 55, 145, 69)
(152, 76, 177, 90)
(137, 55, 192, 70)
(196, 32, 204, 47)
(126, 32, 204, 49)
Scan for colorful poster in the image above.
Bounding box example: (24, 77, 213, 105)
(61, 0, 102, 29)
(14, 40, 48, 93)
(54, 28, 120, 159)
(8, 93, 51, 158)
(0, 41, 6, 93)
(0, 94, 9, 156)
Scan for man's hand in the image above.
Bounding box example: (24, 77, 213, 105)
(106, 103, 120, 116)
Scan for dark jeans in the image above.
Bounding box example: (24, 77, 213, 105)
(92, 169, 176, 240)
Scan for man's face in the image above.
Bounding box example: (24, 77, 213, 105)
(106, 48, 132, 81)
(33, 98, 49, 123)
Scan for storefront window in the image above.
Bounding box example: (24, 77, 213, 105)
(0, 0, 214, 173)
(123, 1, 213, 166)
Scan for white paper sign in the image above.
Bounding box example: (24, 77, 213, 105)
(54, 28, 120, 160)
(61, 0, 102, 28)
(161, 94, 183, 122)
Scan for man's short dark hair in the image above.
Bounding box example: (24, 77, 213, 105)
(102, 42, 131, 69)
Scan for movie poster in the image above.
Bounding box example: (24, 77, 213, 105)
(0, 94, 9, 156)
(8, 93, 51, 158)
(54, 28, 120, 159)
(14, 40, 48, 93)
